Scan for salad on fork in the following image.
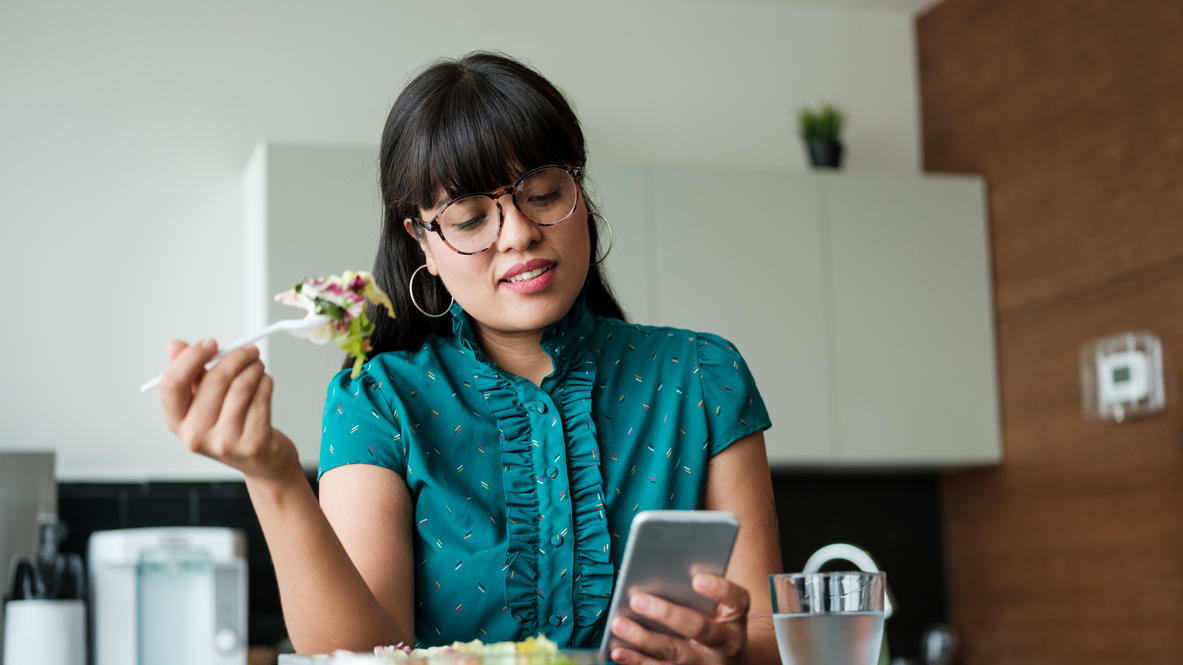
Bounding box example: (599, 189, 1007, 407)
(275, 270, 396, 378)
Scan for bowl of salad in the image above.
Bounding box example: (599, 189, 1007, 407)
(277, 635, 604, 665)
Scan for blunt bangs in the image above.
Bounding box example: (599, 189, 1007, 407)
(410, 58, 584, 213)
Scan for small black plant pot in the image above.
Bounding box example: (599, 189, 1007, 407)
(806, 139, 844, 169)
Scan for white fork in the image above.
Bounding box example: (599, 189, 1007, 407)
(139, 315, 333, 392)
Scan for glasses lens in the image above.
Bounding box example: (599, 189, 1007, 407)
(514, 167, 578, 225)
(438, 195, 500, 253)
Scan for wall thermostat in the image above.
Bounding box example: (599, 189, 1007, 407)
(1080, 331, 1165, 422)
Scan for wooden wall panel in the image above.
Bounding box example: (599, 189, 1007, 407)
(918, 0, 1183, 316)
(942, 260, 1183, 664)
(918, 1, 1183, 663)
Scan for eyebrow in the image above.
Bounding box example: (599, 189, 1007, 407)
(427, 165, 533, 215)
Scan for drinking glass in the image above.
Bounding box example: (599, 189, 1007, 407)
(769, 571, 886, 665)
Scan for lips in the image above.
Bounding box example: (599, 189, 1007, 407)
(499, 258, 557, 282)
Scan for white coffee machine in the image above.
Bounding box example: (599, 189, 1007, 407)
(88, 527, 247, 665)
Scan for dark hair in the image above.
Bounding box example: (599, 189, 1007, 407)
(342, 51, 625, 371)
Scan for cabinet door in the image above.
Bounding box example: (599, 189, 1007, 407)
(822, 173, 1002, 465)
(245, 143, 384, 466)
(651, 166, 833, 464)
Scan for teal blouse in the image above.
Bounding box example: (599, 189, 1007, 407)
(318, 288, 770, 648)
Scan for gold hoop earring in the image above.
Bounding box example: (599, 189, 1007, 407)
(590, 212, 614, 265)
(409, 264, 454, 318)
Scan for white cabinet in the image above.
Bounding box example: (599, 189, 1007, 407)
(244, 143, 385, 465)
(585, 157, 1002, 468)
(822, 174, 1000, 466)
(250, 145, 1002, 469)
(645, 166, 835, 464)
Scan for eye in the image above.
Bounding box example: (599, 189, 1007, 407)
(527, 190, 560, 203)
(452, 215, 485, 230)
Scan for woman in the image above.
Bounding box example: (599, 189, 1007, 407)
(159, 52, 781, 664)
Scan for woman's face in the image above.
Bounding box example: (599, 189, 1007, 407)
(403, 172, 591, 337)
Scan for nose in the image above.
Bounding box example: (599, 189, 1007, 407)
(494, 192, 543, 253)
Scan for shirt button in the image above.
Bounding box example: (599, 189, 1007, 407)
(551, 532, 564, 546)
(547, 465, 559, 479)
(549, 613, 563, 626)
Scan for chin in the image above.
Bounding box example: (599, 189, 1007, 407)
(495, 285, 579, 330)
(514, 299, 570, 331)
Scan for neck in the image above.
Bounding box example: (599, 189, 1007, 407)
(474, 323, 554, 387)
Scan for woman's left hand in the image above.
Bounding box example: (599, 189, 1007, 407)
(607, 573, 750, 665)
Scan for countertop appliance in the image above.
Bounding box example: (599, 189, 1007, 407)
(88, 527, 247, 665)
(802, 543, 896, 665)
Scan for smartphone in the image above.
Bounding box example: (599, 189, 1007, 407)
(599, 510, 740, 659)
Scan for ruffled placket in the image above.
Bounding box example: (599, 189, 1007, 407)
(449, 288, 614, 645)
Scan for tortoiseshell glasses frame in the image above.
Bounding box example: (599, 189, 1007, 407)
(413, 164, 584, 255)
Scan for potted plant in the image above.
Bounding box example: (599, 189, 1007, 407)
(797, 103, 847, 169)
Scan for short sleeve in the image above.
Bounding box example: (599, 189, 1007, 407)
(694, 332, 772, 457)
(318, 363, 406, 482)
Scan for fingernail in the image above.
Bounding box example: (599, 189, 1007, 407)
(693, 575, 715, 591)
(200, 337, 216, 349)
(611, 648, 628, 663)
(630, 594, 651, 611)
(612, 617, 630, 635)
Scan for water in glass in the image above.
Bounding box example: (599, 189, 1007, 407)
(773, 611, 884, 665)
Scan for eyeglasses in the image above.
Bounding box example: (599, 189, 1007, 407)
(414, 164, 583, 255)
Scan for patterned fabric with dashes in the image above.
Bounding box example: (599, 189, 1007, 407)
(318, 286, 771, 648)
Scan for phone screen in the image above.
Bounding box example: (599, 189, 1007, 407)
(599, 510, 739, 657)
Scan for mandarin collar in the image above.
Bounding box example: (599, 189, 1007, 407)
(449, 282, 594, 362)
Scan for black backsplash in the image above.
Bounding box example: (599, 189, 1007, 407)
(58, 470, 945, 658)
(770, 472, 948, 660)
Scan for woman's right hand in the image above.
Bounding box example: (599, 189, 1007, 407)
(160, 338, 301, 484)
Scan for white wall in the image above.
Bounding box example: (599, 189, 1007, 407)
(0, 0, 921, 479)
